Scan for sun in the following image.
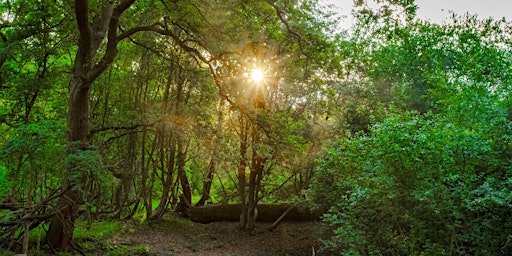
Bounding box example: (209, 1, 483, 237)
(251, 68, 264, 84)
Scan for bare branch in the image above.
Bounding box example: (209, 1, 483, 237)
(0, 187, 70, 227)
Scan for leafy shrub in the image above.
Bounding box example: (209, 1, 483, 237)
(0, 120, 66, 199)
(311, 110, 512, 255)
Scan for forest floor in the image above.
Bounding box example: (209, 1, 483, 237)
(94, 213, 328, 256)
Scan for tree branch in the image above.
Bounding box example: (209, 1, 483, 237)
(118, 23, 211, 64)
(126, 37, 173, 62)
(0, 187, 70, 227)
(103, 129, 154, 145)
(74, 0, 92, 65)
(87, 0, 136, 84)
(113, 0, 137, 15)
(264, 0, 311, 58)
(90, 1, 114, 53)
(88, 121, 158, 138)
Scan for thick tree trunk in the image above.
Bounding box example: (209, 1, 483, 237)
(46, 77, 91, 251)
(46, 188, 81, 251)
(46, 0, 119, 250)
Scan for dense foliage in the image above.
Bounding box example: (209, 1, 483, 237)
(1, 0, 512, 255)
(311, 15, 512, 255)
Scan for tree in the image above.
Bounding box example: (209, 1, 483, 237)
(45, 0, 136, 250)
(41, 0, 342, 250)
(0, 1, 72, 252)
(2, 0, 419, 252)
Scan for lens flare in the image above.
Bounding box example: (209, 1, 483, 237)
(251, 69, 264, 83)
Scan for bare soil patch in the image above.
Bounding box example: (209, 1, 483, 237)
(110, 214, 327, 256)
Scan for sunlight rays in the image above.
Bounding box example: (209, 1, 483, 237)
(251, 68, 265, 84)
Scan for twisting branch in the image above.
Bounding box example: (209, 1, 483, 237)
(117, 23, 210, 64)
(264, 0, 311, 58)
(125, 37, 174, 62)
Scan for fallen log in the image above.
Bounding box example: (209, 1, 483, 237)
(188, 204, 321, 224)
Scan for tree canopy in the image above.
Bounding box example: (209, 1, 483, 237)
(1, 0, 512, 255)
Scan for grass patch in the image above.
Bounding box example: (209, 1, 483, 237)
(74, 220, 122, 241)
(73, 220, 127, 255)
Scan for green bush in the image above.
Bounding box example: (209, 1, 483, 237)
(311, 110, 512, 255)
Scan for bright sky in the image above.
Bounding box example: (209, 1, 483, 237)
(325, 0, 512, 24)
(415, 0, 512, 22)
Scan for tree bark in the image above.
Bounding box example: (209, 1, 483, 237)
(196, 158, 216, 206)
(247, 126, 265, 232)
(150, 137, 176, 220)
(150, 64, 175, 220)
(197, 99, 225, 207)
(238, 117, 249, 228)
(46, 76, 91, 251)
(46, 187, 82, 251)
(177, 139, 191, 213)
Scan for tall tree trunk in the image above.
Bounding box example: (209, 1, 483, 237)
(238, 154, 248, 229)
(46, 77, 91, 251)
(196, 158, 215, 206)
(177, 140, 191, 207)
(149, 64, 175, 219)
(244, 88, 267, 232)
(112, 131, 136, 219)
(196, 99, 224, 206)
(144, 136, 159, 218)
(247, 127, 265, 233)
(150, 137, 176, 220)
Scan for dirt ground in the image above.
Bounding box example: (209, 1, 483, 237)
(109, 214, 328, 256)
